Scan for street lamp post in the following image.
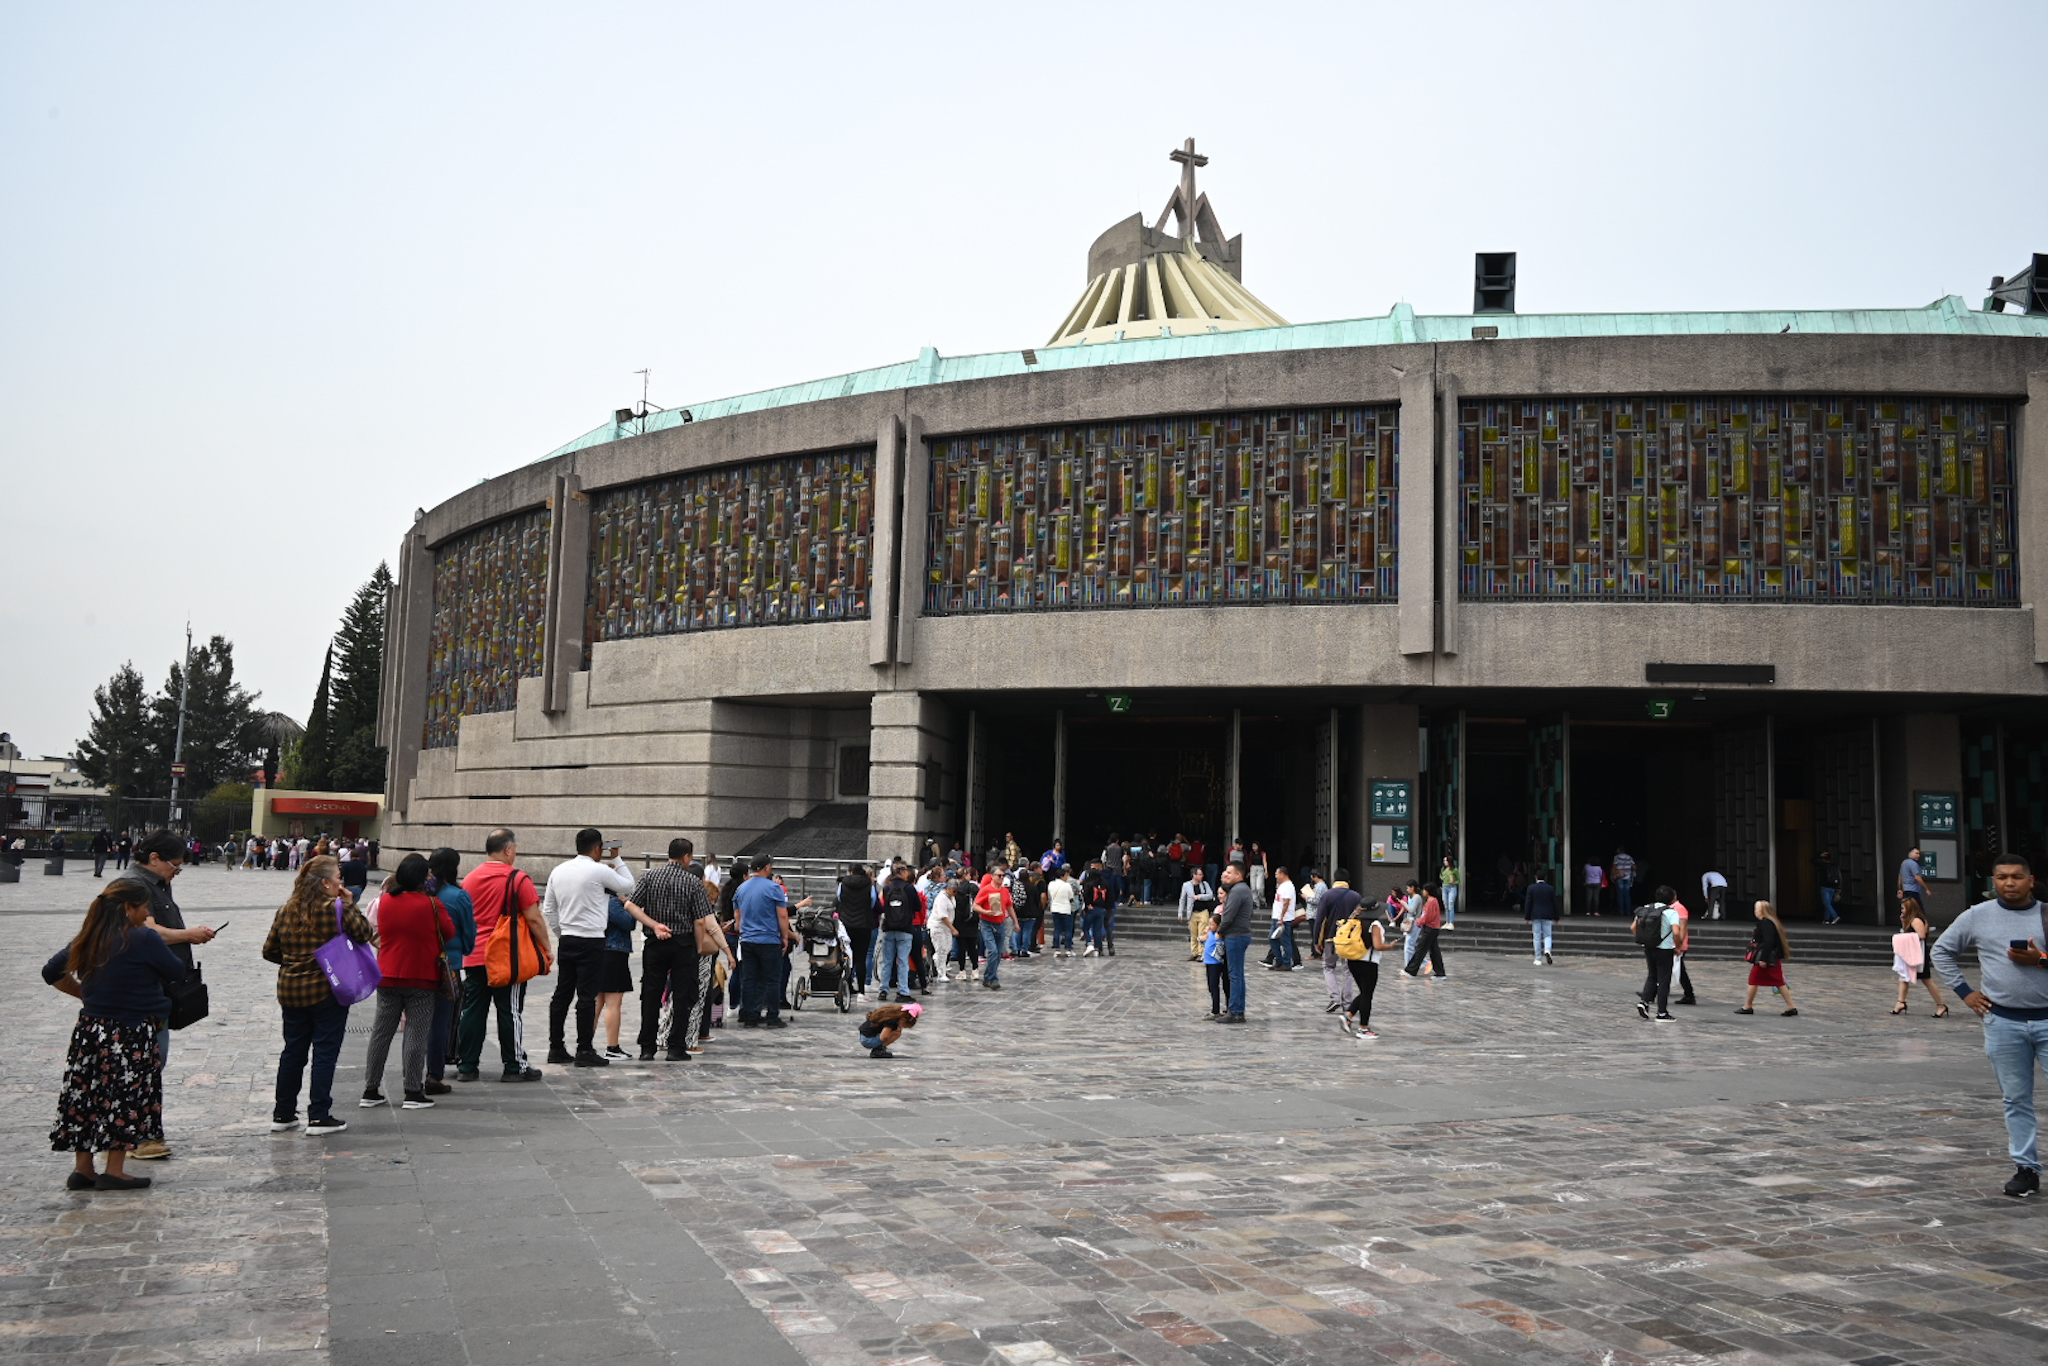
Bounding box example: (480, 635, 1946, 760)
(167, 625, 192, 830)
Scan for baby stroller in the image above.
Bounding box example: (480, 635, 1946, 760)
(791, 909, 854, 1012)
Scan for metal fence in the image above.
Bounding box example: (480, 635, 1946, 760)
(635, 853, 848, 903)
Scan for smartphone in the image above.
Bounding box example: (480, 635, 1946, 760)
(213, 919, 229, 932)
(2012, 940, 2033, 951)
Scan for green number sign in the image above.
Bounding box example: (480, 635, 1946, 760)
(1645, 699, 1675, 720)
(1105, 694, 1132, 714)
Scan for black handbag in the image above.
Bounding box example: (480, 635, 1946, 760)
(166, 961, 209, 1030)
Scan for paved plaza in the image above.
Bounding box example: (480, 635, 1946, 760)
(3, 865, 2045, 1366)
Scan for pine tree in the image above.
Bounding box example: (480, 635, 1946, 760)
(327, 564, 390, 792)
(146, 636, 262, 799)
(299, 645, 334, 792)
(77, 662, 152, 798)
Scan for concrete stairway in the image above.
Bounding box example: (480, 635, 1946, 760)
(1077, 904, 1898, 966)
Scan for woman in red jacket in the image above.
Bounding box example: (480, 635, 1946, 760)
(360, 853, 456, 1110)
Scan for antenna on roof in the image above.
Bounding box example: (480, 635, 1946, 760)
(616, 369, 683, 434)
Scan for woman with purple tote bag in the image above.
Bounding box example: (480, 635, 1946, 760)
(262, 856, 378, 1136)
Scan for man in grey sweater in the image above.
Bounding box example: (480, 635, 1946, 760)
(1210, 861, 1257, 1024)
(1931, 854, 2048, 1198)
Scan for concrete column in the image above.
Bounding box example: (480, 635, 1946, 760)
(1051, 709, 1066, 844)
(1879, 713, 1968, 922)
(1397, 366, 1437, 656)
(2023, 372, 2047, 663)
(384, 530, 433, 814)
(1228, 708, 1242, 843)
(1351, 703, 1421, 872)
(869, 414, 905, 666)
(895, 413, 928, 663)
(867, 689, 952, 864)
(1436, 371, 1462, 655)
(543, 469, 590, 714)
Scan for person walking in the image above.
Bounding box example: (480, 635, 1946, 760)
(1632, 886, 1685, 1021)
(456, 828, 548, 1084)
(1931, 854, 2048, 1197)
(1211, 861, 1256, 1023)
(626, 838, 711, 1061)
(733, 856, 804, 1027)
(1525, 869, 1560, 964)
(1265, 868, 1301, 971)
(927, 877, 957, 980)
(876, 863, 922, 1003)
(1734, 899, 1797, 1016)
(421, 847, 475, 1094)
(124, 830, 218, 1161)
(89, 829, 111, 879)
(1890, 896, 1949, 1017)
(115, 834, 132, 871)
(1439, 855, 1459, 927)
(540, 830, 636, 1067)
(1078, 860, 1112, 957)
(1310, 870, 1363, 1014)
(263, 855, 377, 1135)
(43, 880, 187, 1189)
(359, 854, 458, 1110)
(1332, 895, 1398, 1040)
(1180, 865, 1214, 960)
(1898, 847, 1930, 920)
(1818, 849, 1844, 924)
(973, 873, 1014, 989)
(837, 864, 879, 1000)
(1402, 883, 1447, 980)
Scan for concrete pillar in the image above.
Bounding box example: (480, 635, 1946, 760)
(1228, 708, 1242, 844)
(868, 690, 953, 864)
(869, 415, 905, 666)
(1396, 367, 1437, 656)
(1436, 371, 1462, 655)
(1051, 709, 1066, 844)
(895, 413, 928, 663)
(382, 529, 433, 815)
(2023, 372, 2047, 663)
(1351, 703, 1421, 874)
(543, 469, 591, 714)
(1879, 713, 1968, 922)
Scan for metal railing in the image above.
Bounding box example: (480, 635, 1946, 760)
(634, 853, 850, 904)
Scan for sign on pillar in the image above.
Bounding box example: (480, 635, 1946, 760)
(1370, 780, 1411, 865)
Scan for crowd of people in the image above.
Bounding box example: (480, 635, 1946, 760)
(36, 824, 2048, 1203)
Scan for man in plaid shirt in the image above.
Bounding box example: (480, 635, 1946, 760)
(626, 837, 714, 1060)
(1611, 848, 1637, 920)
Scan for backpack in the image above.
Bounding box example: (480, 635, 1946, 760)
(1333, 916, 1368, 961)
(880, 879, 918, 932)
(1084, 878, 1112, 910)
(1632, 904, 1667, 947)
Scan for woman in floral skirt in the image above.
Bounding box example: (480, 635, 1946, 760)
(42, 880, 187, 1190)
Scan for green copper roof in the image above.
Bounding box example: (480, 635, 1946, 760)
(541, 296, 2048, 463)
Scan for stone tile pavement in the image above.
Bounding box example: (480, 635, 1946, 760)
(3, 865, 2043, 1365)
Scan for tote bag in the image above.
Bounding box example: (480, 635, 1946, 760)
(314, 899, 382, 1006)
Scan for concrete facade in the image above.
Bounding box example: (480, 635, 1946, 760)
(380, 325, 2048, 899)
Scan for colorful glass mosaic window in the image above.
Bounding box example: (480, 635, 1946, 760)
(925, 407, 1398, 615)
(585, 448, 874, 647)
(424, 508, 550, 749)
(1458, 396, 2018, 603)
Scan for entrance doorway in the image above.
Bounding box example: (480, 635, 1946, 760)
(1571, 722, 1714, 913)
(1063, 715, 1228, 859)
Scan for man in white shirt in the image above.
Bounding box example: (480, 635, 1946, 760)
(1046, 869, 1079, 959)
(1266, 869, 1300, 970)
(1700, 869, 1728, 921)
(542, 827, 637, 1067)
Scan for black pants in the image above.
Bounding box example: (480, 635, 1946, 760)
(457, 966, 527, 1076)
(1640, 947, 1676, 1013)
(1347, 959, 1381, 1029)
(1405, 927, 1445, 977)
(1205, 962, 1227, 1013)
(93, 854, 107, 877)
(1676, 953, 1695, 1001)
(549, 935, 606, 1053)
(639, 935, 700, 1054)
(846, 926, 875, 992)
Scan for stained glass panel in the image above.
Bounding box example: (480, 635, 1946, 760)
(924, 407, 1398, 615)
(424, 508, 550, 749)
(1458, 396, 2018, 603)
(585, 447, 874, 647)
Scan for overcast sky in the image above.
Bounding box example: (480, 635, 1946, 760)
(4, 1, 2043, 759)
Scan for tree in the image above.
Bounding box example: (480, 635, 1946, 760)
(77, 662, 151, 798)
(298, 646, 335, 792)
(326, 564, 390, 792)
(146, 635, 262, 800)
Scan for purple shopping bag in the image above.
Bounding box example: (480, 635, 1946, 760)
(314, 897, 382, 1006)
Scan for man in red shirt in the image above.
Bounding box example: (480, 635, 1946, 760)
(975, 870, 1016, 991)
(457, 827, 551, 1082)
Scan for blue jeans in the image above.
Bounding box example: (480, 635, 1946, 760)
(1615, 878, 1635, 919)
(1050, 912, 1074, 949)
(1015, 917, 1039, 954)
(980, 921, 1008, 984)
(1223, 935, 1251, 1015)
(1820, 887, 1838, 922)
(737, 943, 784, 1022)
(1404, 924, 1422, 964)
(1984, 1013, 2048, 1170)
(1271, 926, 1298, 967)
(1443, 886, 1458, 924)
(275, 996, 350, 1123)
(878, 930, 914, 995)
(1531, 920, 1554, 958)
(1082, 909, 1107, 949)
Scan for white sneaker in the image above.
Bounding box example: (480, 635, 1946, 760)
(1534, 958, 1545, 965)
(1082, 945, 1096, 957)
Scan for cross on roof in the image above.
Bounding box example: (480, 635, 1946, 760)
(1156, 137, 1222, 245)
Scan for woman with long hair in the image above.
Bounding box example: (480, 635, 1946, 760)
(422, 847, 476, 1090)
(359, 853, 456, 1110)
(263, 855, 378, 1135)
(42, 880, 187, 1190)
(1737, 899, 1799, 1016)
(1890, 895, 1949, 1017)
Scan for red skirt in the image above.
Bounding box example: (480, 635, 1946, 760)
(1747, 962, 1785, 988)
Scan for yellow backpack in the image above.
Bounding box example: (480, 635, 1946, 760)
(1333, 915, 1368, 961)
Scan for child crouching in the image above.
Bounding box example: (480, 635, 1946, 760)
(859, 1002, 920, 1058)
